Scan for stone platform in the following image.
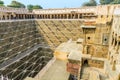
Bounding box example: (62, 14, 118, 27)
(40, 59, 69, 80)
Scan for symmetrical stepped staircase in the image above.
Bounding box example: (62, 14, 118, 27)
(0, 21, 53, 80)
(37, 20, 84, 49)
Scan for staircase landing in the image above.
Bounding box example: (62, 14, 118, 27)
(40, 59, 69, 80)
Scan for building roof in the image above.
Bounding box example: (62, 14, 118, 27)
(68, 50, 82, 61)
(55, 39, 83, 53)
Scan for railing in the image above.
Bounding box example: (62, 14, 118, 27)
(33, 7, 96, 14)
(0, 7, 97, 20)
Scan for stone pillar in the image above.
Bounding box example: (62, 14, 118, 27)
(29, 15, 31, 19)
(73, 14, 75, 19)
(70, 14, 72, 19)
(54, 14, 56, 19)
(78, 14, 80, 19)
(50, 15, 52, 19)
(44, 15, 45, 19)
(9, 15, 11, 20)
(63, 14, 65, 19)
(39, 15, 41, 19)
(5, 15, 8, 20)
(46, 14, 48, 19)
(67, 14, 69, 19)
(23, 15, 25, 19)
(46, 14, 47, 19)
(62, 14, 64, 19)
(41, 14, 43, 18)
(60, 14, 61, 19)
(44, 14, 46, 19)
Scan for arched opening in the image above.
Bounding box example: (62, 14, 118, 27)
(16, 14, 19, 19)
(2, 15, 5, 20)
(52, 15, 54, 19)
(64, 14, 67, 19)
(61, 14, 63, 19)
(32, 15, 34, 19)
(7, 15, 9, 20)
(83, 59, 88, 66)
(48, 15, 50, 19)
(68, 14, 71, 19)
(39, 15, 42, 19)
(11, 15, 14, 19)
(79, 14, 82, 19)
(37, 15, 39, 19)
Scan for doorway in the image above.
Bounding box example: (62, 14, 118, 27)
(83, 59, 89, 67)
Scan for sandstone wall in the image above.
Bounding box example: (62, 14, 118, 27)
(83, 24, 110, 58)
(88, 59, 104, 68)
(96, 24, 110, 58)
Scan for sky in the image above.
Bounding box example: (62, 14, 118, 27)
(3, 0, 99, 9)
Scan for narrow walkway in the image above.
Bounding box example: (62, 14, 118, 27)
(40, 60, 69, 80)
